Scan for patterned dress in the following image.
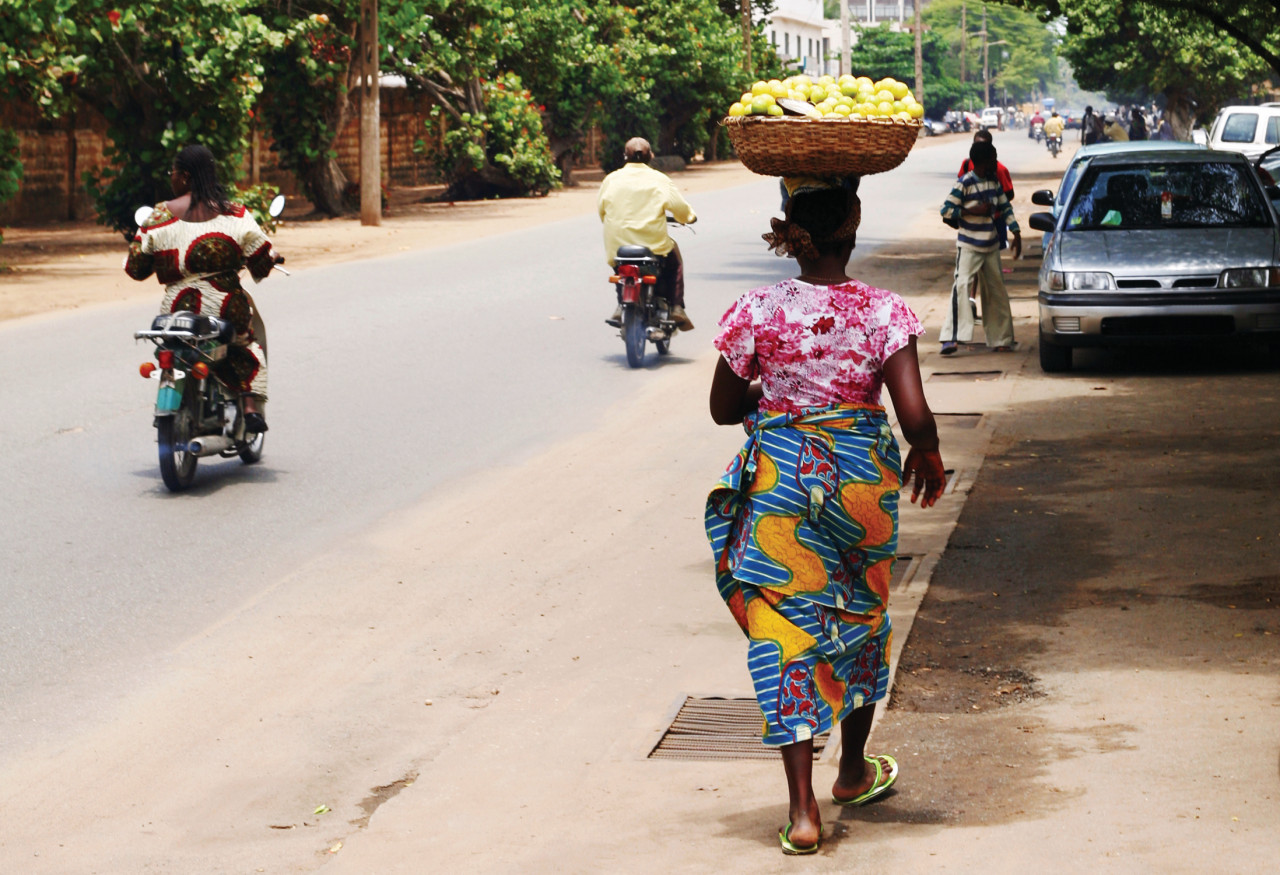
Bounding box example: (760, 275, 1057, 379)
(707, 279, 924, 746)
(125, 204, 275, 398)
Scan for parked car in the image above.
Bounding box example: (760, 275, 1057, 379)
(920, 117, 951, 137)
(1207, 103, 1280, 159)
(1060, 109, 1082, 130)
(1030, 141, 1206, 252)
(1028, 148, 1280, 371)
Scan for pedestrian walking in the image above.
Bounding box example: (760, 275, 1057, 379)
(939, 142, 1021, 354)
(707, 176, 946, 856)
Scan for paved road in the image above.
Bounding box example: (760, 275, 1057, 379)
(0, 135, 975, 765)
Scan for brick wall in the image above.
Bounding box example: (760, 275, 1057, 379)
(0, 86, 446, 225)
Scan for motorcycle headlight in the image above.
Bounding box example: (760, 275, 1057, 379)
(1067, 272, 1115, 290)
(1221, 267, 1280, 288)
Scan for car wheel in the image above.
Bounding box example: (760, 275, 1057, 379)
(1039, 329, 1072, 373)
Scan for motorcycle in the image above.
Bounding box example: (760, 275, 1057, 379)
(608, 219, 690, 368)
(132, 195, 287, 491)
(1030, 121, 1044, 142)
(1046, 133, 1062, 158)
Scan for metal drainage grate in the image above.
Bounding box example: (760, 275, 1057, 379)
(929, 370, 1003, 382)
(934, 412, 983, 428)
(649, 697, 830, 761)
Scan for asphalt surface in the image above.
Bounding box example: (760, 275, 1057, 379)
(0, 136, 964, 765)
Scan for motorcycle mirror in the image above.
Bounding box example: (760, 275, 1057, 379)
(268, 194, 286, 218)
(134, 205, 154, 227)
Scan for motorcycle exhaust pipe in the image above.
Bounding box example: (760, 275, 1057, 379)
(186, 435, 235, 456)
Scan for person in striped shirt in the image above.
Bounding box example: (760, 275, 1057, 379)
(939, 141, 1021, 354)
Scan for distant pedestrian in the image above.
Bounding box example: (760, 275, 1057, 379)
(1129, 112, 1148, 141)
(1082, 105, 1102, 145)
(1156, 117, 1174, 140)
(939, 142, 1021, 355)
(1103, 114, 1129, 142)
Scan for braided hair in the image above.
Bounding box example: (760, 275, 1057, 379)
(174, 144, 232, 215)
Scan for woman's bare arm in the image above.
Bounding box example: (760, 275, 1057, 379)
(709, 356, 762, 425)
(882, 337, 946, 507)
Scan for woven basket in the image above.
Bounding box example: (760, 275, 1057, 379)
(723, 115, 922, 177)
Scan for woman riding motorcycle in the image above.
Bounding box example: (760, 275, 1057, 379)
(125, 144, 281, 432)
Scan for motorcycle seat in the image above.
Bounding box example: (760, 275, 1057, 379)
(615, 244, 656, 260)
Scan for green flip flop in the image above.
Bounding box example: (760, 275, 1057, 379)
(778, 821, 821, 855)
(833, 754, 899, 806)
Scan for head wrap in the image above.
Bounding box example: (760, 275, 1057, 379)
(762, 176, 861, 259)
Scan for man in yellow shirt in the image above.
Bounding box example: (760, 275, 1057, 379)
(1043, 110, 1065, 139)
(598, 137, 697, 330)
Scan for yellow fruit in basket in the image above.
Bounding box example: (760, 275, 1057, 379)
(888, 80, 910, 100)
(808, 86, 827, 103)
(793, 75, 812, 87)
(741, 91, 753, 105)
(850, 112, 866, 121)
(767, 105, 784, 117)
(728, 102, 747, 117)
(891, 100, 905, 114)
(840, 82, 860, 97)
(819, 75, 835, 85)
(856, 76, 874, 91)
(751, 80, 770, 95)
(875, 89, 895, 104)
(833, 104, 852, 116)
(908, 102, 925, 119)
(768, 79, 786, 96)
(877, 101, 894, 116)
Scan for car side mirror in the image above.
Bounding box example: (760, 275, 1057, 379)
(1266, 185, 1280, 201)
(1029, 212, 1056, 233)
(1031, 189, 1055, 207)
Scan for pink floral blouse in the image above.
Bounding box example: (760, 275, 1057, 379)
(714, 278, 924, 413)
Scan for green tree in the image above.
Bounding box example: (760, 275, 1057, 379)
(253, 2, 357, 217)
(1007, 0, 1269, 136)
(0, 0, 288, 236)
(0, 127, 21, 245)
(922, 0, 1058, 109)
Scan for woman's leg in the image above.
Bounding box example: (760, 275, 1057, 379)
(780, 739, 821, 846)
(832, 703, 890, 800)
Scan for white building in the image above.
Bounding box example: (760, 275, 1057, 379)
(765, 0, 922, 78)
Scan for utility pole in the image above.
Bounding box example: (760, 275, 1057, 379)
(913, 0, 923, 108)
(841, 0, 851, 77)
(359, 0, 381, 227)
(982, 5, 989, 108)
(960, 1, 967, 97)
(740, 0, 751, 73)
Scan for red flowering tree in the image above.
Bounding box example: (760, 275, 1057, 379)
(0, 0, 299, 235)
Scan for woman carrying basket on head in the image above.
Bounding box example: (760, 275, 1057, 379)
(706, 176, 946, 855)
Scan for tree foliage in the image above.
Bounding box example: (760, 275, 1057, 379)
(922, 0, 1058, 109)
(845, 23, 968, 117)
(0, 0, 291, 236)
(0, 127, 21, 245)
(1003, 0, 1271, 137)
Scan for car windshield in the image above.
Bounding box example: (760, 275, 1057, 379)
(1061, 161, 1271, 231)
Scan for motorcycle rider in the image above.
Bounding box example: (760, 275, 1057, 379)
(126, 144, 280, 432)
(598, 137, 696, 331)
(1043, 110, 1065, 151)
(1028, 109, 1044, 139)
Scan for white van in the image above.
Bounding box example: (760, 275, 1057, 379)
(980, 106, 1003, 130)
(1207, 104, 1280, 159)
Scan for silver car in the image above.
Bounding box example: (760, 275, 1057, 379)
(1029, 149, 1280, 371)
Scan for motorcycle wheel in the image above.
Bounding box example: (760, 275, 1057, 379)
(238, 430, 265, 464)
(622, 304, 646, 368)
(157, 388, 198, 491)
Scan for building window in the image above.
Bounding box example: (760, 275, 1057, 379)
(784, 32, 789, 54)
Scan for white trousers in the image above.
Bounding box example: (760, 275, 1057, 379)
(939, 245, 1014, 348)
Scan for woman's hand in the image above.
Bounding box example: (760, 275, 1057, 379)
(902, 447, 946, 508)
